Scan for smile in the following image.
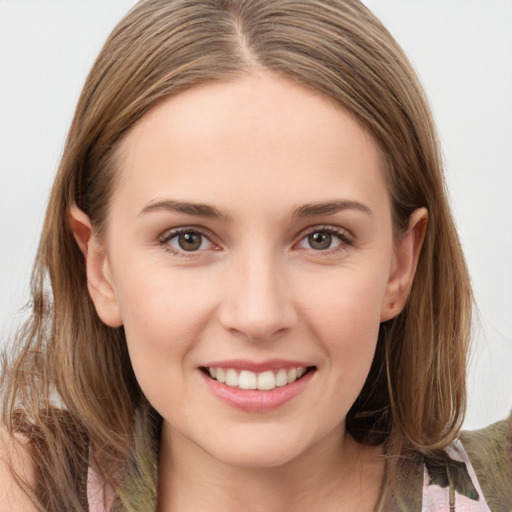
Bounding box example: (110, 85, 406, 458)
(204, 366, 309, 391)
(199, 360, 317, 411)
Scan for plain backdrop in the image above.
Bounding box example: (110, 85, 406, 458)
(1, 0, 511, 430)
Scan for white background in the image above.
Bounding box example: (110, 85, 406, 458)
(1, 0, 511, 430)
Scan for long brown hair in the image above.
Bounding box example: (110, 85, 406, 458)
(1, 0, 472, 510)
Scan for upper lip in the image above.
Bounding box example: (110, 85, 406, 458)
(201, 359, 315, 372)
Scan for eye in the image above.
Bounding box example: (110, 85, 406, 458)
(304, 231, 334, 250)
(296, 227, 352, 252)
(160, 228, 215, 254)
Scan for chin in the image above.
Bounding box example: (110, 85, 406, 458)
(210, 443, 304, 469)
(196, 424, 325, 470)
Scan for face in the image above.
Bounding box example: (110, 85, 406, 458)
(82, 72, 420, 469)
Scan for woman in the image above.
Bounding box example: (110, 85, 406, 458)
(1, 0, 510, 510)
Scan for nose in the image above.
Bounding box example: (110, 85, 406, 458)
(218, 251, 298, 341)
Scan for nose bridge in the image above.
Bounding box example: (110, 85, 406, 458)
(220, 245, 296, 340)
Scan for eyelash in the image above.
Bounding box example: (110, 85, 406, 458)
(158, 225, 354, 258)
(158, 227, 216, 258)
(298, 225, 354, 254)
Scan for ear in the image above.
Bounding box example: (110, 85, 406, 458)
(68, 205, 123, 327)
(380, 208, 428, 322)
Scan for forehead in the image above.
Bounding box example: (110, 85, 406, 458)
(113, 72, 388, 217)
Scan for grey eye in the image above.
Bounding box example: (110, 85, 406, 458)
(307, 232, 333, 250)
(167, 231, 213, 252)
(177, 232, 202, 251)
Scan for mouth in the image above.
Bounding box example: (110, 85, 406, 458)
(200, 365, 316, 391)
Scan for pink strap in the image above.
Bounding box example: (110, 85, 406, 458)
(86, 464, 115, 512)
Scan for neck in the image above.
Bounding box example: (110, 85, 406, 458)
(156, 422, 385, 512)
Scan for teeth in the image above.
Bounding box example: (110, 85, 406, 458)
(225, 369, 238, 387)
(257, 370, 275, 391)
(275, 369, 288, 387)
(239, 370, 257, 390)
(206, 366, 309, 391)
(216, 368, 226, 383)
(287, 368, 297, 384)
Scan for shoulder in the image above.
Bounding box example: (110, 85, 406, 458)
(460, 413, 512, 511)
(0, 427, 39, 511)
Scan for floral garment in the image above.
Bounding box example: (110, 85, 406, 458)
(422, 441, 491, 512)
(87, 416, 512, 511)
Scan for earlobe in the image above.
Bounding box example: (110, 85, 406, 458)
(68, 205, 123, 327)
(380, 208, 428, 322)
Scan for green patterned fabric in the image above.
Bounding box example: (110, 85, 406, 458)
(85, 415, 512, 511)
(380, 414, 512, 511)
(460, 414, 512, 512)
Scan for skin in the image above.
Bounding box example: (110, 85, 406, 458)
(70, 72, 427, 511)
(0, 431, 37, 511)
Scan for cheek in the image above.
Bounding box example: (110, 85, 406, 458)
(112, 262, 220, 373)
(297, 264, 387, 377)
(300, 263, 387, 334)
(113, 266, 224, 417)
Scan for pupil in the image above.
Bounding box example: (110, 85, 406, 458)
(178, 232, 201, 251)
(309, 232, 332, 250)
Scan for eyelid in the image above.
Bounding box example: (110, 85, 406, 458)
(158, 226, 220, 257)
(157, 224, 354, 258)
(294, 225, 355, 252)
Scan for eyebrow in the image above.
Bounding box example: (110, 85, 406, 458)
(294, 200, 372, 217)
(138, 199, 230, 219)
(138, 198, 372, 219)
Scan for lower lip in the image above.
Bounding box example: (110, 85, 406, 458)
(200, 369, 315, 412)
